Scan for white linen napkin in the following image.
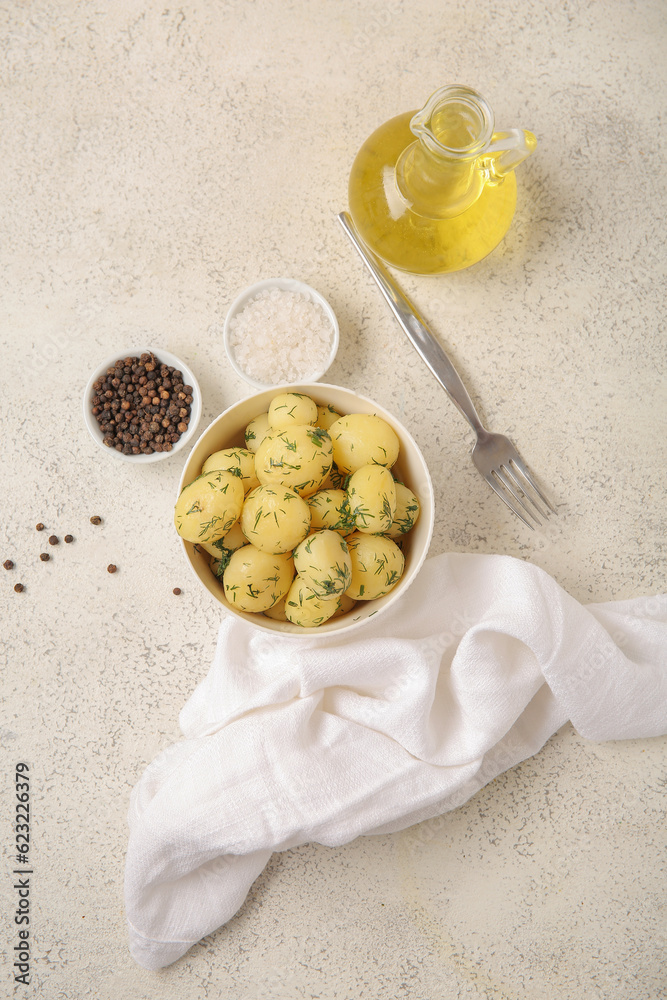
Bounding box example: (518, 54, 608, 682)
(124, 552, 667, 970)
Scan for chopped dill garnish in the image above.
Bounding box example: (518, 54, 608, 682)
(198, 515, 222, 538)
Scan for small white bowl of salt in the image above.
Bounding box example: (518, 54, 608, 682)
(223, 278, 339, 390)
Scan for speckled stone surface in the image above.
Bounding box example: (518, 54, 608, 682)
(1, 1, 665, 997)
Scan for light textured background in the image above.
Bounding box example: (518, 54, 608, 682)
(1, 1, 666, 998)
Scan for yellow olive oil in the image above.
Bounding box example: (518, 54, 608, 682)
(348, 112, 518, 275)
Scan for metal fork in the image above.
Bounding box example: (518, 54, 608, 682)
(337, 211, 556, 529)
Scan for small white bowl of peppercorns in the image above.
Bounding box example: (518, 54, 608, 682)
(83, 348, 202, 462)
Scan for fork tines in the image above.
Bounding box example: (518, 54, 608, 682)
(488, 458, 556, 529)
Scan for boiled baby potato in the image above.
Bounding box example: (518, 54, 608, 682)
(268, 392, 317, 430)
(386, 482, 421, 538)
(293, 529, 352, 600)
(206, 522, 249, 578)
(317, 464, 349, 491)
(244, 412, 271, 454)
(347, 464, 397, 534)
(330, 592, 357, 619)
(174, 470, 244, 544)
(316, 403, 342, 430)
(307, 488, 355, 535)
(284, 576, 341, 627)
(201, 520, 248, 559)
(329, 413, 400, 475)
(223, 545, 294, 613)
(263, 596, 288, 621)
(345, 532, 405, 600)
(255, 425, 333, 497)
(201, 446, 259, 494)
(240, 484, 311, 554)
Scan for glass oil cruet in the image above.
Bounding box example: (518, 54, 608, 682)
(347, 85, 537, 274)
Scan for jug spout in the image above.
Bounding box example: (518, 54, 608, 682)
(410, 85, 495, 156)
(397, 85, 494, 218)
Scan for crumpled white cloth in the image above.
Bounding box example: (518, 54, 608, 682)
(124, 552, 667, 970)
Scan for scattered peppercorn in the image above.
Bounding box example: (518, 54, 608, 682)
(3, 559, 13, 570)
(90, 352, 193, 456)
(40, 553, 50, 562)
(14, 583, 24, 592)
(36, 523, 45, 531)
(107, 564, 117, 574)
(49, 535, 59, 545)
(90, 516, 102, 525)
(173, 587, 181, 595)
(64, 535, 74, 543)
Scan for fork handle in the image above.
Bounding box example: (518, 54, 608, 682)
(337, 213, 485, 436)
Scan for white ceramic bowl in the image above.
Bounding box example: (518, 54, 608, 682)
(83, 348, 202, 463)
(223, 278, 339, 390)
(178, 383, 434, 636)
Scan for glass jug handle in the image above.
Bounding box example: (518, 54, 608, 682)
(479, 129, 537, 183)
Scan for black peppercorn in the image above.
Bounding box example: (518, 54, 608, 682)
(40, 553, 50, 562)
(107, 564, 117, 573)
(90, 353, 192, 456)
(36, 523, 45, 531)
(90, 516, 102, 525)
(49, 535, 59, 545)
(14, 583, 24, 593)
(3, 559, 14, 570)
(64, 535, 74, 543)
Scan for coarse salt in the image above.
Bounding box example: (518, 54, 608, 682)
(228, 288, 334, 385)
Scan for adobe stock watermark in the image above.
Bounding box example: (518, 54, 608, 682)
(11, 763, 33, 986)
(339, 5, 399, 62)
(202, 767, 323, 877)
(558, 591, 667, 701)
(28, 299, 106, 376)
(29, 329, 72, 375)
(402, 731, 528, 857)
(349, 610, 478, 724)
